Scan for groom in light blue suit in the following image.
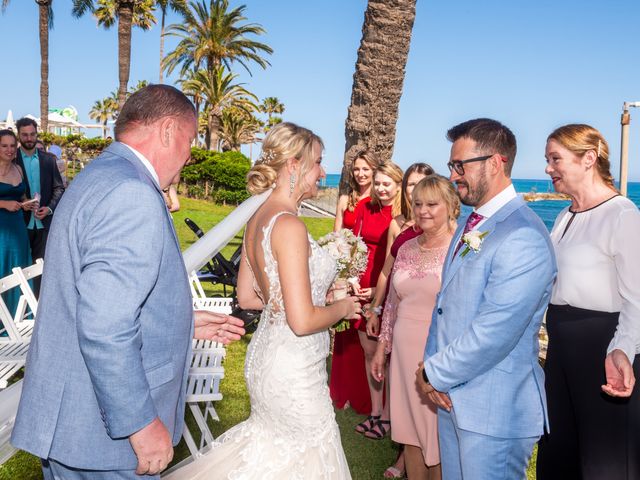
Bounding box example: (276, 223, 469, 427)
(419, 119, 556, 479)
(12, 85, 244, 478)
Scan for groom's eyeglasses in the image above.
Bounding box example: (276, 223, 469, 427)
(447, 155, 493, 176)
(447, 153, 508, 175)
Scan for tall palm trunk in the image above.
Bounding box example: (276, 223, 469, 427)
(339, 0, 416, 194)
(37, 0, 51, 133)
(159, 9, 166, 83)
(208, 109, 220, 152)
(117, 1, 134, 110)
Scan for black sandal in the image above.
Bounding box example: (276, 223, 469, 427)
(355, 415, 380, 434)
(364, 419, 391, 440)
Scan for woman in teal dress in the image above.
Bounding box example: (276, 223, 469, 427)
(0, 129, 32, 319)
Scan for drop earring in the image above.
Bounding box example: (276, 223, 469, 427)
(289, 173, 296, 196)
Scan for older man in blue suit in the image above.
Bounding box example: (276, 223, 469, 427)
(418, 119, 556, 479)
(12, 85, 245, 479)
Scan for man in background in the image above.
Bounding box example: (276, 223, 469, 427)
(15, 117, 64, 267)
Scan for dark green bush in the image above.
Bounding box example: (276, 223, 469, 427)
(181, 148, 251, 205)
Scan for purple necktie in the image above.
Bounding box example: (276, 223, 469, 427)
(453, 212, 484, 256)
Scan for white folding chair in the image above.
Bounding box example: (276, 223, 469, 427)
(0, 259, 43, 388)
(182, 294, 233, 458)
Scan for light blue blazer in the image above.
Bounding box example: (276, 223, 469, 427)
(12, 142, 194, 470)
(424, 196, 556, 439)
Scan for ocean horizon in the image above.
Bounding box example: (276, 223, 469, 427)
(321, 174, 640, 231)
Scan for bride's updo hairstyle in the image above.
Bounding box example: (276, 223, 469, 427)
(247, 122, 324, 195)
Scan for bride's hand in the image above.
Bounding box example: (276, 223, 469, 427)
(340, 296, 362, 320)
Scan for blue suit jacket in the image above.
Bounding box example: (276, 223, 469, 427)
(424, 196, 556, 439)
(12, 142, 194, 470)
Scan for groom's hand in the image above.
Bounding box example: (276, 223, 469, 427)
(416, 362, 452, 411)
(129, 417, 173, 475)
(194, 310, 245, 344)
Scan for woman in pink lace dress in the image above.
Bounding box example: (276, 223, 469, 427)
(372, 175, 460, 480)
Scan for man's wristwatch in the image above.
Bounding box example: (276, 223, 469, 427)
(422, 368, 430, 385)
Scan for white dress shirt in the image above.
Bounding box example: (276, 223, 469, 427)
(474, 183, 517, 228)
(550, 195, 640, 362)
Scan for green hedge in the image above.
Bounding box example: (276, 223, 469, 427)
(181, 149, 251, 205)
(35, 133, 251, 205)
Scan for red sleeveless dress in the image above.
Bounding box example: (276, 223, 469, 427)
(353, 202, 393, 331)
(330, 196, 372, 414)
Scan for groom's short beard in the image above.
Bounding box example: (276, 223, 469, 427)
(459, 164, 489, 207)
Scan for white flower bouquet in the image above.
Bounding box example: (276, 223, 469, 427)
(317, 228, 368, 332)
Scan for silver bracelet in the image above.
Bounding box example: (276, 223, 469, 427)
(371, 306, 382, 315)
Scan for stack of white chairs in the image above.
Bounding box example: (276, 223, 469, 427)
(0, 259, 43, 388)
(182, 273, 234, 459)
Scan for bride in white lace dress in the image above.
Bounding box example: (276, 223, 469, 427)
(166, 123, 360, 479)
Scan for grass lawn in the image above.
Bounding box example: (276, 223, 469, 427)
(0, 197, 536, 479)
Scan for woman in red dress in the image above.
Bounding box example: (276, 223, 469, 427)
(333, 149, 379, 232)
(330, 150, 381, 415)
(352, 162, 403, 437)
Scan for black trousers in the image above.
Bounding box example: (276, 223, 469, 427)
(537, 304, 640, 480)
(27, 228, 47, 295)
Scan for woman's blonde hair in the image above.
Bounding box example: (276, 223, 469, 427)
(247, 122, 323, 195)
(547, 124, 616, 190)
(371, 162, 404, 217)
(347, 149, 382, 211)
(412, 174, 461, 223)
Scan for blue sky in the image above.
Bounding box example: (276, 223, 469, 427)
(1, 0, 639, 180)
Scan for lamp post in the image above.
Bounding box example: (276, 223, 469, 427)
(620, 101, 640, 196)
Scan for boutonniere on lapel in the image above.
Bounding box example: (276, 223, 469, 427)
(460, 230, 489, 258)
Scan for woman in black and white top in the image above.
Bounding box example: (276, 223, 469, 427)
(537, 124, 640, 480)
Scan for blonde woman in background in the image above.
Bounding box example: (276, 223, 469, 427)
(166, 122, 360, 479)
(351, 162, 403, 440)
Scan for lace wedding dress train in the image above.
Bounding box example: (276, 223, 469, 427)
(167, 212, 351, 479)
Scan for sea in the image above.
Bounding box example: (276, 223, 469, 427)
(321, 174, 640, 231)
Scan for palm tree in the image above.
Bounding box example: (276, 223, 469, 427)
(73, 0, 157, 110)
(219, 107, 260, 151)
(155, 0, 188, 83)
(89, 96, 118, 138)
(162, 0, 273, 79)
(129, 79, 150, 94)
(260, 96, 284, 132)
(178, 65, 204, 118)
(2, 0, 54, 133)
(181, 66, 257, 150)
(339, 0, 417, 194)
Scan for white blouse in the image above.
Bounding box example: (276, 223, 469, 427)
(550, 195, 640, 362)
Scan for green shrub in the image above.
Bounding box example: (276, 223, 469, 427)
(182, 149, 251, 205)
(185, 184, 207, 199)
(211, 189, 249, 205)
